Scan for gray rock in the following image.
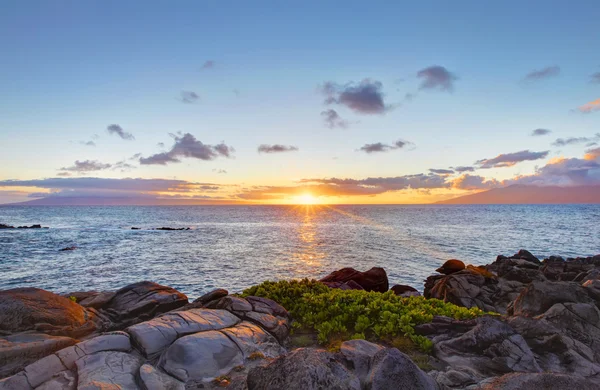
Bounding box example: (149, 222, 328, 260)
(204, 296, 253, 313)
(23, 353, 66, 388)
(56, 332, 131, 370)
(0, 372, 32, 390)
(127, 309, 240, 356)
(220, 321, 286, 359)
(512, 281, 594, 317)
(247, 348, 361, 390)
(245, 296, 289, 318)
(368, 348, 439, 390)
(76, 351, 142, 390)
(193, 289, 229, 305)
(0, 333, 76, 378)
(244, 311, 289, 343)
(160, 330, 244, 383)
(339, 339, 384, 386)
(474, 372, 599, 389)
(139, 363, 185, 390)
(36, 370, 76, 390)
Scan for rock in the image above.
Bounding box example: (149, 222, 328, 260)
(475, 372, 599, 389)
(321, 280, 365, 291)
(23, 353, 67, 388)
(0, 372, 33, 390)
(0, 288, 100, 338)
(204, 296, 253, 313)
(131, 227, 141, 230)
(193, 288, 229, 305)
(221, 321, 286, 358)
(139, 363, 185, 390)
(390, 284, 421, 297)
(424, 270, 500, 312)
(160, 330, 244, 382)
(56, 332, 131, 370)
(103, 281, 188, 328)
(75, 351, 142, 389)
(514, 249, 540, 264)
(155, 227, 190, 231)
(0, 333, 76, 378)
(436, 259, 465, 275)
(244, 311, 289, 343)
(58, 246, 77, 251)
(77, 292, 116, 309)
(245, 296, 289, 319)
(0, 224, 14, 229)
(320, 267, 389, 293)
(339, 339, 384, 386)
(247, 348, 361, 390)
(368, 348, 439, 390)
(127, 308, 240, 356)
(512, 281, 594, 317)
(36, 370, 76, 390)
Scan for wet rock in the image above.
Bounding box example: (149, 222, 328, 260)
(127, 309, 240, 356)
(436, 259, 465, 275)
(475, 372, 599, 390)
(0, 333, 76, 378)
(512, 280, 594, 317)
(320, 267, 389, 293)
(75, 351, 142, 389)
(155, 227, 190, 231)
(0, 288, 100, 338)
(247, 348, 361, 390)
(103, 281, 188, 328)
(0, 224, 14, 229)
(58, 246, 76, 251)
(368, 348, 439, 390)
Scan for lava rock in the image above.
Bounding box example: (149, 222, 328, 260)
(320, 267, 389, 293)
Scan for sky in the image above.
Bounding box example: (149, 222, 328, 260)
(1, 0, 599, 204)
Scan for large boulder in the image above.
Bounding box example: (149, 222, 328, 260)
(320, 267, 389, 292)
(436, 259, 465, 275)
(424, 269, 500, 312)
(75, 351, 142, 389)
(368, 348, 439, 390)
(247, 348, 361, 390)
(511, 281, 594, 317)
(339, 339, 384, 386)
(102, 281, 188, 328)
(0, 288, 101, 338)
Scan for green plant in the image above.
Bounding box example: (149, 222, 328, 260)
(68, 296, 77, 303)
(242, 279, 488, 353)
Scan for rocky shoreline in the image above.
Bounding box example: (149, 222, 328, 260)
(1, 250, 600, 389)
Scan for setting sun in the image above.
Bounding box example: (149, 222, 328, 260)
(294, 193, 318, 205)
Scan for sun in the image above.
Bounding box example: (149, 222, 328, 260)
(294, 193, 318, 205)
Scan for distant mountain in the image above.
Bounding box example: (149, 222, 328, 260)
(437, 185, 600, 204)
(6, 196, 242, 206)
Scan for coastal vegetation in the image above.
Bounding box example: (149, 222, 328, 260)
(241, 278, 487, 352)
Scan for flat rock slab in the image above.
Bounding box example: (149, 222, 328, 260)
(127, 309, 240, 356)
(76, 351, 142, 390)
(221, 321, 285, 359)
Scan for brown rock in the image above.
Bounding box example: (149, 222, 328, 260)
(390, 285, 420, 296)
(436, 259, 466, 275)
(320, 267, 389, 293)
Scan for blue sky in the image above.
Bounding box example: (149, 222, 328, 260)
(0, 1, 599, 204)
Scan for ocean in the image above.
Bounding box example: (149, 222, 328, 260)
(1, 204, 599, 298)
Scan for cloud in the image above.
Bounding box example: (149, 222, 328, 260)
(358, 139, 413, 153)
(321, 109, 349, 129)
(584, 147, 600, 161)
(257, 144, 299, 154)
(320, 79, 391, 114)
(475, 150, 549, 169)
(429, 169, 454, 174)
(417, 65, 457, 92)
(201, 60, 215, 70)
(578, 98, 600, 114)
(157, 142, 165, 148)
(56, 172, 71, 177)
(531, 128, 551, 136)
(590, 72, 600, 84)
(180, 91, 200, 103)
(140, 133, 234, 165)
(59, 160, 112, 173)
(523, 66, 560, 81)
(453, 166, 475, 173)
(112, 160, 137, 172)
(79, 140, 96, 147)
(552, 133, 600, 147)
(213, 169, 227, 174)
(107, 124, 135, 140)
(451, 174, 500, 190)
(506, 156, 600, 186)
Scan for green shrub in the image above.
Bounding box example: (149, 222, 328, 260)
(242, 279, 487, 353)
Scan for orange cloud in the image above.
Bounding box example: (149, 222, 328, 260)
(578, 98, 600, 113)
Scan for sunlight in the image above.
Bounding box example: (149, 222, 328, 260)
(294, 193, 318, 205)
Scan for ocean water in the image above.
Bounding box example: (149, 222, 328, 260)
(1, 205, 599, 298)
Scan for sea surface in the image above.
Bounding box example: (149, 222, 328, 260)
(1, 205, 599, 298)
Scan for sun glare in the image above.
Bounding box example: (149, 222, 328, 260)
(295, 193, 318, 205)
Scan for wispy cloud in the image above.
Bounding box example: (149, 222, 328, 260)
(257, 144, 299, 154)
(79, 140, 96, 147)
(320, 79, 391, 114)
(201, 60, 215, 70)
(59, 160, 112, 173)
(589, 72, 600, 84)
(213, 169, 227, 174)
(107, 124, 135, 140)
(180, 91, 200, 103)
(453, 166, 475, 173)
(417, 65, 457, 92)
(577, 98, 600, 114)
(139, 133, 234, 165)
(531, 128, 551, 136)
(358, 139, 413, 154)
(429, 168, 454, 175)
(321, 109, 349, 129)
(552, 133, 600, 147)
(523, 66, 560, 81)
(475, 150, 549, 169)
